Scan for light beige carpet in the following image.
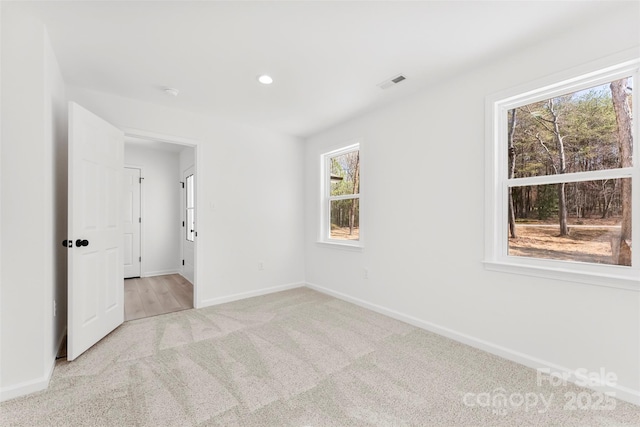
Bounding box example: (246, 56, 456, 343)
(1, 287, 639, 426)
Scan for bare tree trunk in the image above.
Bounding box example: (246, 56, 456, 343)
(601, 179, 617, 219)
(611, 78, 633, 265)
(557, 182, 568, 234)
(547, 99, 569, 236)
(508, 109, 517, 238)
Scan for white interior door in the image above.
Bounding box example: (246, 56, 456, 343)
(123, 167, 141, 278)
(182, 166, 195, 284)
(68, 102, 124, 361)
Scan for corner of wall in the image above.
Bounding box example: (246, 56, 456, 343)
(44, 27, 68, 372)
(1, 4, 67, 401)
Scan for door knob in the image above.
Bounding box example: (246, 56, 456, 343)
(75, 239, 89, 247)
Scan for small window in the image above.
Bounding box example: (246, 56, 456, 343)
(185, 174, 195, 242)
(321, 143, 361, 245)
(485, 59, 640, 289)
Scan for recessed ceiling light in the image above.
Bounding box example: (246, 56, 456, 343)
(164, 87, 179, 97)
(257, 75, 273, 85)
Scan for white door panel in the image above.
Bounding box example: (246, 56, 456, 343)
(123, 168, 141, 278)
(68, 102, 124, 361)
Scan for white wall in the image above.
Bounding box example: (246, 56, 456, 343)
(45, 22, 68, 381)
(304, 4, 640, 403)
(68, 86, 306, 308)
(1, 4, 67, 400)
(125, 145, 182, 276)
(180, 145, 195, 173)
(1, 5, 304, 400)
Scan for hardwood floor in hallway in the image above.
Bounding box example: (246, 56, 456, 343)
(124, 274, 193, 321)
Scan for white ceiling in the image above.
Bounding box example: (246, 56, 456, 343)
(21, 1, 627, 138)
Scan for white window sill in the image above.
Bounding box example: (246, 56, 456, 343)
(483, 260, 640, 291)
(316, 241, 363, 252)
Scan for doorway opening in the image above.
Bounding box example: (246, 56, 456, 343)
(124, 275, 193, 321)
(123, 134, 198, 321)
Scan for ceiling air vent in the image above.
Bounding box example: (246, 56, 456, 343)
(378, 74, 407, 90)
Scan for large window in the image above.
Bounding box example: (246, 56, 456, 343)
(321, 143, 361, 245)
(485, 59, 640, 289)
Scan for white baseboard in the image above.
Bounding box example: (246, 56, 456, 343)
(142, 269, 180, 278)
(1, 374, 49, 403)
(305, 282, 640, 406)
(200, 282, 304, 308)
(0, 350, 58, 403)
(1, 326, 65, 402)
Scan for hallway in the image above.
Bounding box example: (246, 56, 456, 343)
(124, 274, 193, 321)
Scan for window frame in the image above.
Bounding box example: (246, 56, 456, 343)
(319, 142, 362, 248)
(484, 57, 640, 291)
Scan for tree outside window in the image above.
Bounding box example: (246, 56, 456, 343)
(322, 144, 360, 243)
(506, 77, 634, 266)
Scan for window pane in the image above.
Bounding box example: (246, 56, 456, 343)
(186, 174, 195, 242)
(330, 150, 360, 196)
(508, 179, 631, 265)
(330, 198, 359, 240)
(507, 77, 633, 178)
(186, 174, 194, 208)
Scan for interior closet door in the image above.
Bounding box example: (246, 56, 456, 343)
(67, 101, 124, 361)
(123, 167, 141, 278)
